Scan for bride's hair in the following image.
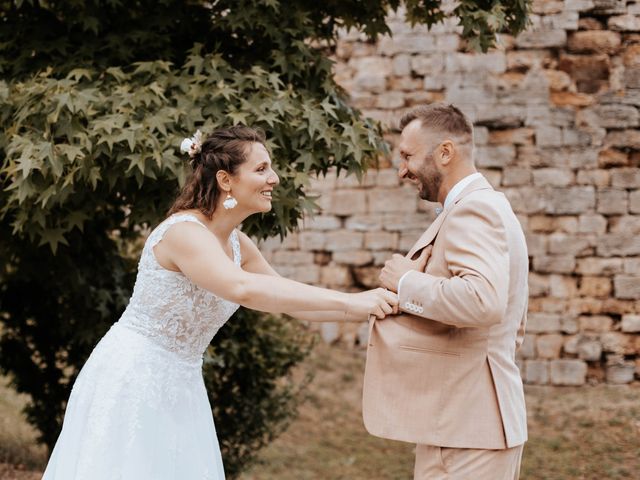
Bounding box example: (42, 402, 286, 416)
(168, 125, 266, 218)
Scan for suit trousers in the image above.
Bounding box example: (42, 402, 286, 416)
(414, 443, 524, 480)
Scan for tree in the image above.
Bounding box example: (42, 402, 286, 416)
(0, 0, 531, 476)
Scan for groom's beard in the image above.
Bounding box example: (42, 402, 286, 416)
(417, 166, 442, 203)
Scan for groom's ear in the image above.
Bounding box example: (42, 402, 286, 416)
(438, 140, 455, 166)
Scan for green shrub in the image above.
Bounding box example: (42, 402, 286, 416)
(205, 309, 314, 477)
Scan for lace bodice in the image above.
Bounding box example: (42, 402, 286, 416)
(118, 214, 241, 362)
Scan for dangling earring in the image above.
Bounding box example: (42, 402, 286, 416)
(223, 192, 238, 210)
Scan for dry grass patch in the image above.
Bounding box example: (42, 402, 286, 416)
(239, 342, 414, 480)
(522, 384, 640, 480)
(0, 379, 47, 479)
(240, 343, 640, 480)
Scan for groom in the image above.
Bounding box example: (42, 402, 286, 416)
(363, 103, 528, 479)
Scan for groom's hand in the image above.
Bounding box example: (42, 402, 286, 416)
(379, 246, 432, 293)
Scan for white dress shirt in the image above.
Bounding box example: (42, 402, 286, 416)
(443, 172, 483, 209)
(397, 172, 484, 296)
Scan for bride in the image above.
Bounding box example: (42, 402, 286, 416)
(42, 125, 397, 479)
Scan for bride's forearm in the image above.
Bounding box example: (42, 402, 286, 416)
(234, 272, 350, 314)
(285, 309, 365, 323)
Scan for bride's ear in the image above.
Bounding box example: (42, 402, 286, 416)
(216, 170, 232, 193)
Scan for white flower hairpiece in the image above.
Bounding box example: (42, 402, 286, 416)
(180, 130, 204, 158)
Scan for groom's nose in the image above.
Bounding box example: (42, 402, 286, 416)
(398, 160, 408, 179)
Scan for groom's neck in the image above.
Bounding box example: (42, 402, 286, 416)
(437, 162, 478, 205)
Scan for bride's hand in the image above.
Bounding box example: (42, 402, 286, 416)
(348, 288, 398, 320)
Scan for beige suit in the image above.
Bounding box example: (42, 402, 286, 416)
(363, 176, 528, 477)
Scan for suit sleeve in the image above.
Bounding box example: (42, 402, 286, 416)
(398, 198, 510, 328)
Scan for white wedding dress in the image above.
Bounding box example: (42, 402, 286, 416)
(43, 214, 240, 480)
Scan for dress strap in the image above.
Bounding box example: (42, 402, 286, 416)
(230, 230, 242, 265)
(146, 214, 208, 251)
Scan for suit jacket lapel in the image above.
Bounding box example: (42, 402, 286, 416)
(406, 176, 494, 259)
(407, 209, 448, 259)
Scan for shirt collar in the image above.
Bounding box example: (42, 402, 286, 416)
(443, 172, 483, 209)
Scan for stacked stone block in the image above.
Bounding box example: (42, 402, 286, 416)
(262, 0, 640, 385)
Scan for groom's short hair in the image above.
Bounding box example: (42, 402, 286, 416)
(399, 103, 473, 145)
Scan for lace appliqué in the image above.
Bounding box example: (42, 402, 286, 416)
(119, 213, 241, 362)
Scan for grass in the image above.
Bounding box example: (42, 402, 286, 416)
(238, 342, 415, 480)
(1, 342, 639, 479)
(0, 380, 47, 480)
(522, 384, 640, 480)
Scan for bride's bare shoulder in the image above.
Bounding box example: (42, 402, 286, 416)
(160, 219, 214, 252)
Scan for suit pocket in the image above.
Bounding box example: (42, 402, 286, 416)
(399, 345, 461, 357)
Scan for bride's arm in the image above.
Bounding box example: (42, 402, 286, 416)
(159, 222, 396, 318)
(237, 231, 373, 323)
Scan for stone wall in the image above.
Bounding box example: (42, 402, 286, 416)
(261, 0, 640, 385)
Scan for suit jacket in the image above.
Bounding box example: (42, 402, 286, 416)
(362, 176, 528, 449)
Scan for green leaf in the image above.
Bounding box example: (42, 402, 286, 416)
(105, 67, 127, 83)
(56, 144, 84, 162)
(66, 210, 89, 232)
(66, 68, 93, 82)
(38, 227, 69, 254)
(88, 166, 101, 189)
(227, 110, 251, 125)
